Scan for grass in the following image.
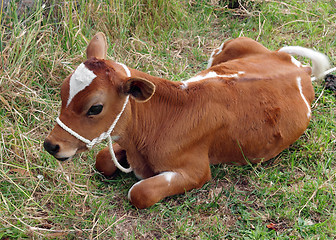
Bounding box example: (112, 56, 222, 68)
(1, 0, 335, 238)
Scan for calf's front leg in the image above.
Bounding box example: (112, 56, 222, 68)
(95, 143, 127, 177)
(128, 159, 211, 209)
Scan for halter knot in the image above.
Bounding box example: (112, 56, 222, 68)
(56, 95, 132, 173)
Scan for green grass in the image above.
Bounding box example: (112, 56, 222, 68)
(1, 0, 335, 239)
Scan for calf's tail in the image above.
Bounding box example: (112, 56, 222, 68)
(279, 46, 330, 80)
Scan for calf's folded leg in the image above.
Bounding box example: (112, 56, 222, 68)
(95, 143, 127, 177)
(128, 159, 211, 209)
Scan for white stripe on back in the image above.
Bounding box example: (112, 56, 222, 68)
(296, 77, 311, 119)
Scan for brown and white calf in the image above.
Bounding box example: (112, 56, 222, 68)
(44, 33, 329, 209)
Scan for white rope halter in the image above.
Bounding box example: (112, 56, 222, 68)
(55, 61, 133, 173)
(56, 95, 132, 173)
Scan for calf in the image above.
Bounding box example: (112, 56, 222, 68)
(44, 33, 329, 209)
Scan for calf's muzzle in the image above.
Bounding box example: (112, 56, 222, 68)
(43, 139, 69, 161)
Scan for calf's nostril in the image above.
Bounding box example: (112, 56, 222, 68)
(43, 140, 60, 155)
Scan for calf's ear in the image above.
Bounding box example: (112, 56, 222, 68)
(122, 77, 156, 102)
(86, 32, 107, 59)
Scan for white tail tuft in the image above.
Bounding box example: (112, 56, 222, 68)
(279, 46, 330, 80)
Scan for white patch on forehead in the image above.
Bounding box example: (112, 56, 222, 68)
(128, 180, 143, 200)
(180, 71, 244, 89)
(67, 63, 97, 106)
(296, 77, 311, 119)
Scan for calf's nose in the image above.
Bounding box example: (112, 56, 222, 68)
(43, 140, 60, 156)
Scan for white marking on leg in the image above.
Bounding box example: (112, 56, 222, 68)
(159, 171, 177, 186)
(296, 77, 311, 118)
(67, 63, 97, 106)
(128, 180, 143, 200)
(128, 172, 176, 200)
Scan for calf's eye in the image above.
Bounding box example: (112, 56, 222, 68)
(87, 104, 103, 116)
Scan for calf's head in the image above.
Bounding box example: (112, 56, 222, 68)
(44, 32, 155, 161)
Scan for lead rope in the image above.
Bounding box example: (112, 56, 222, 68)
(107, 135, 132, 173)
(105, 95, 132, 173)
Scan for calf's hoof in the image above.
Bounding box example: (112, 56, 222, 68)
(128, 182, 157, 209)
